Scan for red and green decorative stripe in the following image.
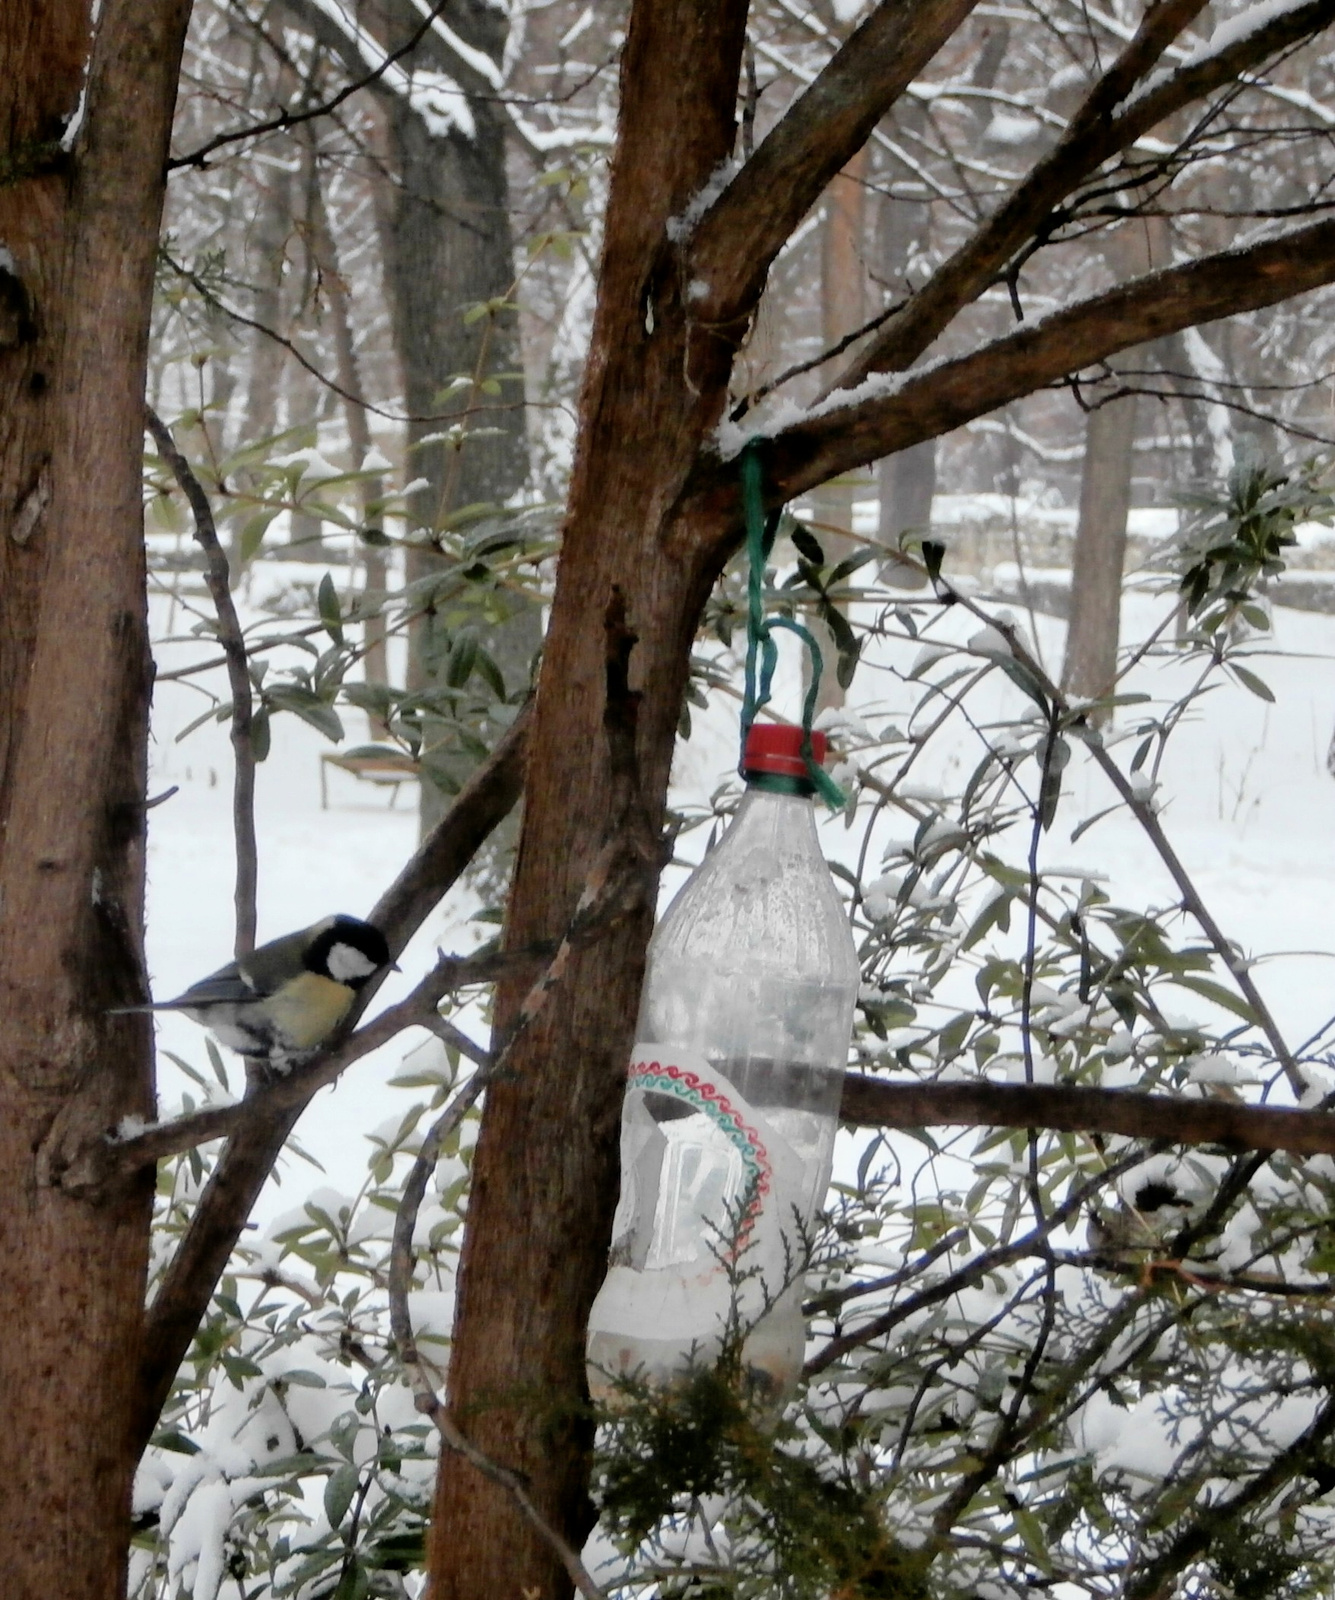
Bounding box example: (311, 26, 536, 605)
(629, 1058, 773, 1241)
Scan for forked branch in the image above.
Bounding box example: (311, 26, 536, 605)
(829, 0, 1335, 395)
(688, 0, 981, 328)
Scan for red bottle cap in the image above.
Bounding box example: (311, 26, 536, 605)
(742, 723, 827, 779)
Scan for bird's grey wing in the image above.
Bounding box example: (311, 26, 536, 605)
(161, 958, 262, 1010)
(234, 925, 318, 994)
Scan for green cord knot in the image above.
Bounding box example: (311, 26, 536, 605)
(737, 443, 847, 810)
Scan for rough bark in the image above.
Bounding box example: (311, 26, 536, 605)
(427, 7, 753, 1594)
(0, 0, 191, 1594)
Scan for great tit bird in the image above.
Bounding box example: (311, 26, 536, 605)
(125, 915, 392, 1066)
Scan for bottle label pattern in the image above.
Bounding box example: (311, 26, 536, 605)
(628, 1052, 772, 1251)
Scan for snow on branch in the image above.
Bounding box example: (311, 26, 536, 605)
(827, 0, 1335, 401)
(700, 214, 1335, 514)
(301, 0, 474, 138)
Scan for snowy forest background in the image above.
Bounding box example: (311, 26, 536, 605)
(123, 0, 1335, 1595)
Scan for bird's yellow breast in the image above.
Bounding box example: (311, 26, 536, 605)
(265, 972, 355, 1050)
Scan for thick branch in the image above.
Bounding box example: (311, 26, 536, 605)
(145, 407, 257, 955)
(730, 214, 1335, 514)
(132, 705, 529, 1453)
(838, 1077, 1335, 1155)
(688, 0, 980, 329)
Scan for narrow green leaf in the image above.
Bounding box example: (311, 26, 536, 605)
(1071, 804, 1120, 843)
(324, 1462, 360, 1529)
(317, 573, 344, 645)
(473, 644, 506, 700)
(791, 526, 826, 567)
(250, 706, 271, 762)
(239, 508, 278, 564)
(1231, 663, 1275, 702)
(1168, 974, 1260, 1023)
(829, 547, 877, 584)
(446, 633, 478, 689)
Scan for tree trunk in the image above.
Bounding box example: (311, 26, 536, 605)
(306, 152, 390, 726)
(0, 2, 189, 1595)
(1060, 220, 1163, 707)
(812, 148, 868, 710)
(1062, 383, 1138, 706)
(875, 98, 931, 588)
(427, 7, 751, 1594)
(372, 0, 534, 836)
(878, 440, 935, 560)
(233, 147, 293, 572)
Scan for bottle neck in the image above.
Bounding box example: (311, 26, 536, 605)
(728, 781, 822, 845)
(743, 771, 817, 799)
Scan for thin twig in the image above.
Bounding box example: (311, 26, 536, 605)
(145, 406, 258, 955)
(923, 571, 1309, 1099)
(168, 0, 457, 170)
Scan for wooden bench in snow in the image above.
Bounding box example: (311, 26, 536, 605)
(320, 745, 419, 809)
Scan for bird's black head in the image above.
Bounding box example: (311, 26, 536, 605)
(306, 915, 392, 990)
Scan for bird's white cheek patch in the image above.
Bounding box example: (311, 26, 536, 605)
(326, 942, 378, 983)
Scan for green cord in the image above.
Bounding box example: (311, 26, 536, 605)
(738, 443, 847, 809)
